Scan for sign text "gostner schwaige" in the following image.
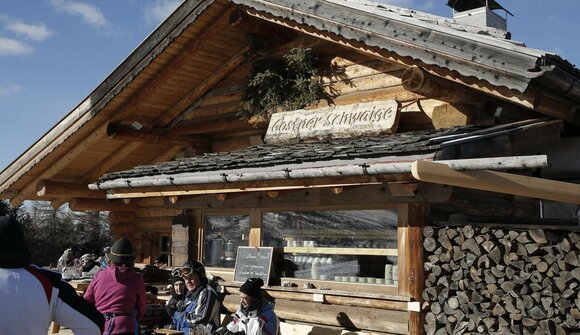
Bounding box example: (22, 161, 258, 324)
(264, 100, 399, 144)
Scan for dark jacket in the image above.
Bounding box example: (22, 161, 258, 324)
(174, 284, 221, 333)
(166, 286, 185, 328)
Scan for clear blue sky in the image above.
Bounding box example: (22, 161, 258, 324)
(0, 0, 578, 171)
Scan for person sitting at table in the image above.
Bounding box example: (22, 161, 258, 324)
(216, 277, 279, 335)
(153, 254, 168, 268)
(173, 261, 221, 333)
(97, 246, 111, 268)
(84, 237, 146, 335)
(57, 244, 80, 270)
(165, 275, 186, 329)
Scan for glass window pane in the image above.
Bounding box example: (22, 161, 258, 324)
(203, 215, 250, 268)
(263, 210, 398, 285)
(160, 236, 171, 253)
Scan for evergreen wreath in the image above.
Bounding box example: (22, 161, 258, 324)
(239, 38, 329, 120)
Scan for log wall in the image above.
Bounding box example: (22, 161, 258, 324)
(423, 225, 580, 334)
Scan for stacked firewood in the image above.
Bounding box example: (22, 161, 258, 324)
(422, 225, 580, 335)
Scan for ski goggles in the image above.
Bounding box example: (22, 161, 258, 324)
(172, 266, 195, 278)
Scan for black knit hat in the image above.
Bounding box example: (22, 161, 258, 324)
(154, 254, 167, 264)
(109, 237, 135, 265)
(0, 216, 31, 268)
(240, 277, 264, 299)
(171, 275, 185, 285)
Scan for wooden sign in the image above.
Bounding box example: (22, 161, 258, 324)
(264, 100, 399, 144)
(233, 247, 273, 285)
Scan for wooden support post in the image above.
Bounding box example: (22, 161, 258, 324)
(249, 208, 262, 247)
(194, 209, 203, 261)
(171, 213, 191, 267)
(398, 203, 429, 335)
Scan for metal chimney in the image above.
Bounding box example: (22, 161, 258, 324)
(447, 0, 513, 31)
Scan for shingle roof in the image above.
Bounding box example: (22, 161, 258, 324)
(90, 119, 558, 192)
(97, 125, 485, 182)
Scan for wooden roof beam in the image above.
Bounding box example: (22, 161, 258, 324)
(402, 66, 487, 108)
(168, 114, 267, 137)
(404, 67, 580, 125)
(104, 175, 412, 200)
(163, 183, 448, 210)
(401, 66, 537, 124)
(37, 180, 106, 199)
(107, 122, 210, 146)
(0, 189, 18, 199)
(411, 160, 580, 205)
(156, 43, 251, 127)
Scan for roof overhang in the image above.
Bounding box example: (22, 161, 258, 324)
(0, 0, 221, 202)
(92, 154, 580, 206)
(91, 155, 550, 199)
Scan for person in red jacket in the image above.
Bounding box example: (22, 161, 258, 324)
(0, 215, 104, 335)
(84, 237, 146, 335)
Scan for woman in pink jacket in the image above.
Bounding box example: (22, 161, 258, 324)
(85, 237, 146, 335)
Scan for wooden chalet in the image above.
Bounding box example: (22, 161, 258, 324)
(2, 0, 580, 334)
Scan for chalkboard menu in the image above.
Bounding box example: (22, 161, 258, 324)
(233, 247, 273, 285)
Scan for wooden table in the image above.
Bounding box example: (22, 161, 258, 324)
(153, 329, 184, 334)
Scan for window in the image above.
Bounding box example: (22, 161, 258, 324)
(262, 209, 398, 285)
(203, 215, 250, 268)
